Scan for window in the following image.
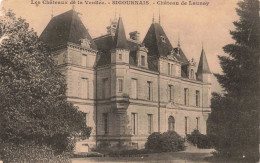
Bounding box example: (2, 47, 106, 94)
(147, 81, 152, 101)
(82, 54, 87, 67)
(171, 64, 174, 76)
(131, 79, 137, 99)
(83, 113, 89, 126)
(184, 88, 189, 105)
(160, 36, 166, 43)
(168, 85, 174, 102)
(102, 78, 109, 99)
(185, 116, 188, 135)
(168, 63, 171, 75)
(118, 79, 123, 92)
(103, 113, 109, 134)
(81, 78, 88, 99)
(131, 113, 138, 135)
(196, 117, 200, 130)
(148, 114, 153, 134)
(141, 55, 145, 66)
(196, 90, 200, 107)
(118, 54, 122, 61)
(168, 116, 175, 131)
(191, 69, 194, 79)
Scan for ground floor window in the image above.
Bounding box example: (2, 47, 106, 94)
(147, 114, 153, 134)
(168, 116, 175, 131)
(103, 113, 108, 134)
(131, 113, 138, 135)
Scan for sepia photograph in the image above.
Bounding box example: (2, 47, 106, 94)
(0, 0, 259, 162)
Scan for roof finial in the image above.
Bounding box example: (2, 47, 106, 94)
(159, 7, 161, 24)
(202, 41, 204, 50)
(177, 33, 181, 54)
(178, 33, 181, 48)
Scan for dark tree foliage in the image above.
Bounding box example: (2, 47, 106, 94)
(0, 10, 91, 153)
(145, 131, 185, 153)
(207, 0, 259, 161)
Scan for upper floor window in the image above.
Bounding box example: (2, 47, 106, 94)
(196, 90, 200, 107)
(131, 79, 137, 99)
(102, 78, 109, 99)
(191, 69, 194, 79)
(184, 88, 189, 105)
(168, 63, 171, 75)
(141, 55, 145, 66)
(171, 64, 174, 76)
(118, 54, 122, 61)
(82, 54, 87, 67)
(147, 81, 153, 101)
(81, 78, 88, 99)
(118, 79, 123, 93)
(148, 114, 153, 134)
(168, 85, 174, 102)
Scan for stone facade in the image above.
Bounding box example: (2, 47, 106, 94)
(40, 9, 212, 152)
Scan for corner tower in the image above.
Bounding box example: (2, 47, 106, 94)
(40, 9, 98, 152)
(197, 47, 211, 83)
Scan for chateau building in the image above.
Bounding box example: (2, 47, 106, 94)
(40, 9, 212, 152)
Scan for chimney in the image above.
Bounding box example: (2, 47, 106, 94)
(129, 31, 140, 41)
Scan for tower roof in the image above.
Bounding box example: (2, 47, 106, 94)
(39, 10, 97, 50)
(142, 23, 189, 64)
(197, 48, 211, 74)
(143, 23, 173, 57)
(114, 17, 128, 49)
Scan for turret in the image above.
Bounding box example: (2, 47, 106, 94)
(111, 17, 129, 64)
(196, 47, 211, 83)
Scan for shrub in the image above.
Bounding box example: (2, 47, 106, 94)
(187, 129, 212, 149)
(0, 143, 71, 163)
(144, 132, 163, 152)
(145, 131, 185, 153)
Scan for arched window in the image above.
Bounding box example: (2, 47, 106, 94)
(168, 116, 175, 131)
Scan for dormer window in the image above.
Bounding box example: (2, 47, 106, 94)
(119, 54, 122, 61)
(141, 55, 145, 66)
(160, 36, 166, 43)
(80, 38, 91, 48)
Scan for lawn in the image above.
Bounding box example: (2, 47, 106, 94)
(71, 146, 215, 163)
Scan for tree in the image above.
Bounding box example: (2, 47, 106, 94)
(0, 10, 91, 153)
(207, 0, 259, 161)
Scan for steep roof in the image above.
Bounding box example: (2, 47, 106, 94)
(114, 17, 128, 49)
(39, 10, 97, 50)
(173, 48, 189, 64)
(143, 23, 173, 58)
(197, 48, 211, 74)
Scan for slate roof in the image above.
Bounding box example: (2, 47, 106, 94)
(40, 10, 97, 50)
(197, 48, 211, 74)
(143, 23, 189, 65)
(143, 23, 173, 58)
(173, 48, 189, 64)
(114, 17, 129, 49)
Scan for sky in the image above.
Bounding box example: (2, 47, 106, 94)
(1, 0, 240, 93)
